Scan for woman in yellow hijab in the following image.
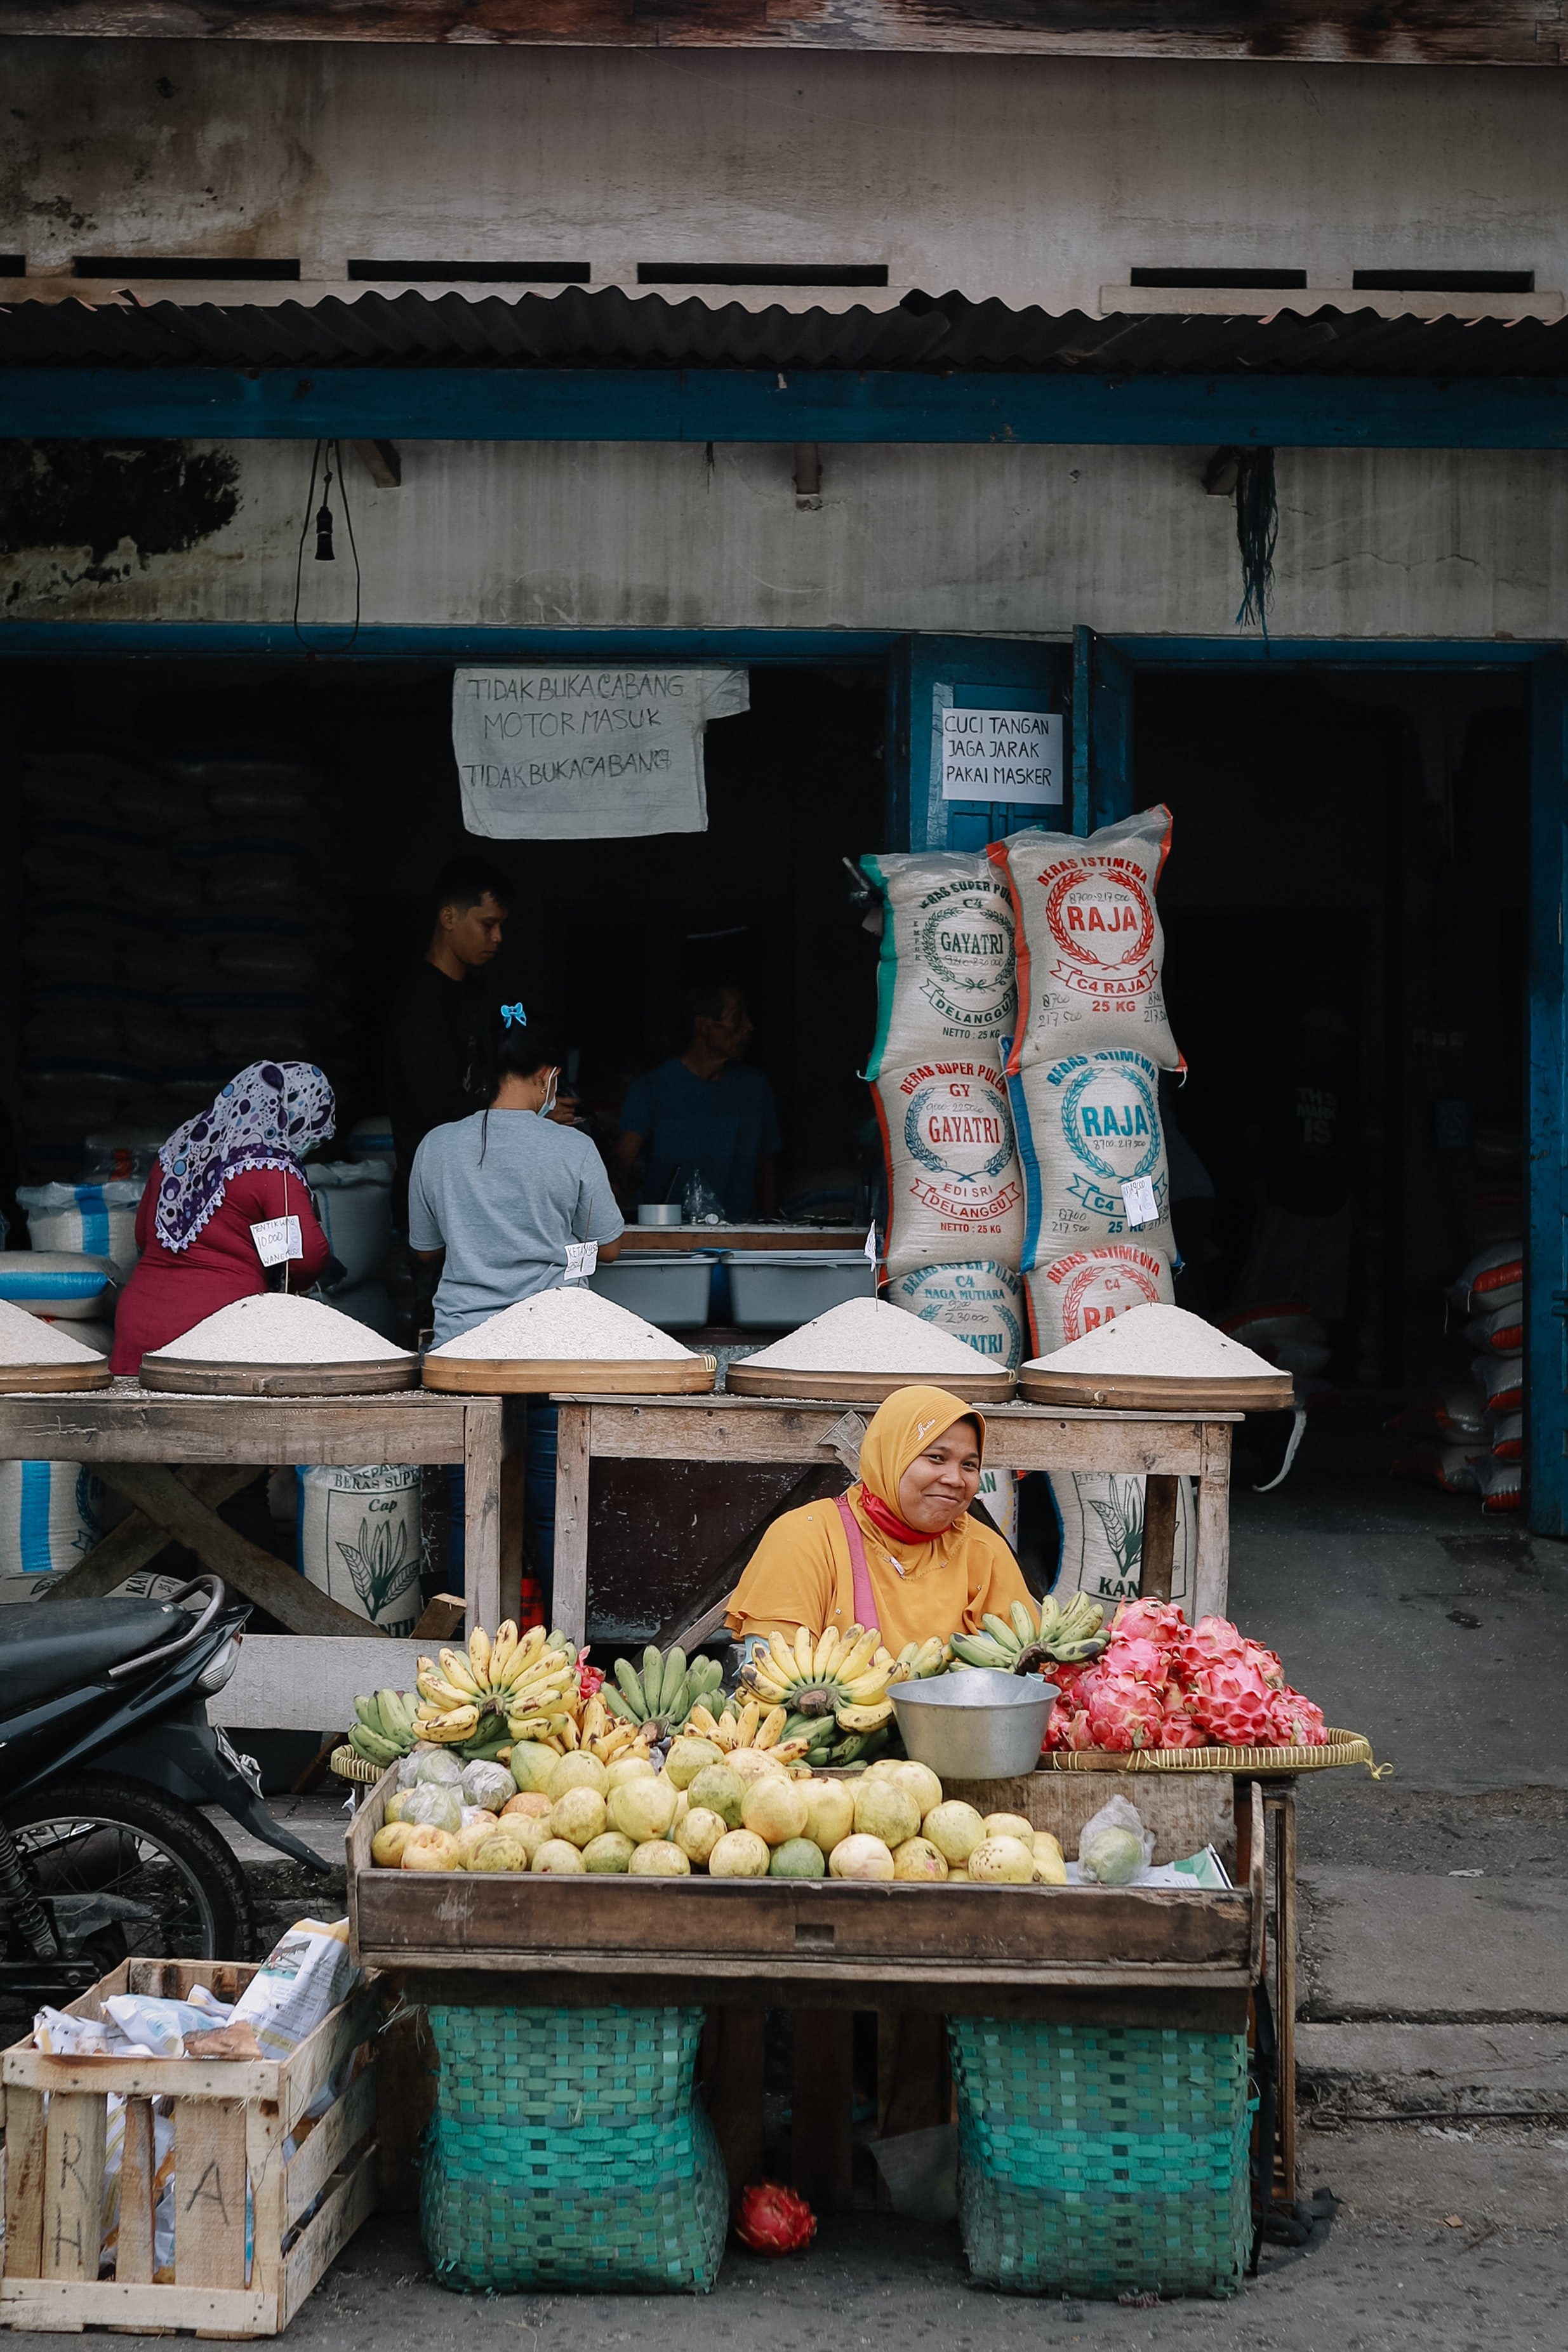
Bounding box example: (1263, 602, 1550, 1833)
(725, 1385, 1033, 1652)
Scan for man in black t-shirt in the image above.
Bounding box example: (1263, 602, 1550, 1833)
(384, 856, 512, 1232)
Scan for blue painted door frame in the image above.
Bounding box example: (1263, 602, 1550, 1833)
(1528, 654, 1568, 1538)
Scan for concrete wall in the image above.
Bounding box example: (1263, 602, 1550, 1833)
(8, 439, 1568, 642)
(2, 41, 1564, 315)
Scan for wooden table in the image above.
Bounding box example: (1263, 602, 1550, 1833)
(546, 1393, 1239, 1650)
(0, 1385, 521, 1729)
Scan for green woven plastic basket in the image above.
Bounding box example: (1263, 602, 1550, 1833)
(420, 2005, 728, 2294)
(948, 2020, 1253, 2300)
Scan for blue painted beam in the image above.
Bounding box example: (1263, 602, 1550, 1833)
(1, 367, 1567, 448)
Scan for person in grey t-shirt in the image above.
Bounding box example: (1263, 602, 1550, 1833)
(407, 1027, 625, 1346)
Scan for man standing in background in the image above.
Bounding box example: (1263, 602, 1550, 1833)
(615, 982, 781, 1220)
(384, 856, 513, 1232)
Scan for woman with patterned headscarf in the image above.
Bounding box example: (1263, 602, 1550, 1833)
(110, 1062, 336, 1375)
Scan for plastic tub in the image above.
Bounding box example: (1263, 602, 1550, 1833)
(722, 1250, 876, 1329)
(891, 1669, 1058, 1780)
(637, 1202, 682, 1228)
(587, 1252, 714, 1331)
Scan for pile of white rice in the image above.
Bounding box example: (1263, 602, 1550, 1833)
(430, 1287, 695, 1362)
(0, 1297, 104, 1365)
(1025, 1303, 1279, 1379)
(738, 1297, 990, 1375)
(153, 1293, 415, 1364)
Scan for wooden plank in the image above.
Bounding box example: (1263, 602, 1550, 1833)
(172, 2099, 248, 2289)
(500, 1395, 526, 1628)
(411, 1593, 467, 1640)
(1275, 1790, 1298, 2202)
(1140, 1473, 1178, 1602)
(0, 1393, 470, 1466)
(374, 2003, 434, 2214)
(462, 1400, 504, 1632)
(878, 2009, 947, 2140)
(551, 1403, 592, 1645)
(701, 2008, 764, 2200)
(277, 2143, 378, 2333)
(93, 1463, 376, 1638)
(206, 1635, 423, 1734)
(2, 2084, 46, 2278)
(43, 1467, 262, 1601)
(282, 1984, 382, 2135)
(244, 2085, 286, 2321)
(409, 1969, 1251, 2027)
(791, 2011, 851, 2213)
(42, 2092, 107, 2281)
(6, 2050, 277, 2100)
(0, 2279, 270, 2332)
(1193, 1421, 1233, 1620)
(116, 2098, 157, 2285)
(283, 2063, 376, 2228)
(661, 1461, 844, 1647)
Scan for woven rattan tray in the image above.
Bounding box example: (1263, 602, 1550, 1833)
(330, 1744, 384, 1784)
(422, 1353, 717, 1395)
(0, 1360, 114, 1394)
(1042, 1727, 1377, 1776)
(726, 1363, 1016, 1404)
(138, 1354, 420, 1395)
(1019, 1367, 1295, 1412)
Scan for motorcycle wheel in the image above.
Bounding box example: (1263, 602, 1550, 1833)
(2, 1773, 258, 1969)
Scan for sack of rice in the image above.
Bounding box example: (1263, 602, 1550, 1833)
(1007, 1047, 1176, 1267)
(873, 1058, 1025, 1280)
(1023, 1243, 1174, 1355)
(1476, 1454, 1522, 1514)
(884, 1260, 1025, 1369)
(24, 988, 126, 1061)
(0, 1251, 119, 1320)
(213, 934, 319, 988)
(977, 1465, 1019, 1549)
(1466, 1298, 1525, 1357)
(17, 1181, 143, 1279)
(1447, 1241, 1522, 1318)
(1487, 1407, 1523, 1461)
(1473, 1352, 1522, 1413)
(24, 929, 118, 984)
(309, 1162, 393, 1286)
(860, 850, 1017, 1077)
(0, 1459, 110, 1586)
(1049, 1470, 1195, 1610)
(296, 1464, 422, 1635)
(989, 807, 1181, 1072)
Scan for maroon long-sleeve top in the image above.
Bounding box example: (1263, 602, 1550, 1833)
(110, 1165, 331, 1376)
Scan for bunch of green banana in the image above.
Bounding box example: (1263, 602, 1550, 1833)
(348, 1688, 418, 1767)
(894, 1636, 951, 1681)
(604, 1645, 726, 1742)
(950, 1593, 1109, 1675)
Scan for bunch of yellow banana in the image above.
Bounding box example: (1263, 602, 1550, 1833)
(544, 1692, 652, 1764)
(687, 1696, 815, 1772)
(738, 1623, 912, 1737)
(413, 1622, 580, 1748)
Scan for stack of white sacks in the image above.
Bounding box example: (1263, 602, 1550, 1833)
(1448, 1241, 1524, 1513)
(861, 811, 1192, 1598)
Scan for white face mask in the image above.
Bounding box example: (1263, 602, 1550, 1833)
(539, 1072, 559, 1118)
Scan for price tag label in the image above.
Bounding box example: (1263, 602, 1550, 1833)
(864, 1223, 880, 1263)
(1120, 1177, 1159, 1230)
(563, 1240, 599, 1284)
(250, 1215, 302, 1268)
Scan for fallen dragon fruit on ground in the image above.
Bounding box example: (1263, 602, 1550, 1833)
(1043, 1598, 1329, 1754)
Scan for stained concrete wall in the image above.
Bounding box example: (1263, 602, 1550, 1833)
(7, 439, 1568, 643)
(1, 41, 1564, 314)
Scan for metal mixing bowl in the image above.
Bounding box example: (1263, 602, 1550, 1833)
(890, 1669, 1058, 1781)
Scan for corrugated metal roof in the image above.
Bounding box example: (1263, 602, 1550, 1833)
(2, 287, 1565, 376)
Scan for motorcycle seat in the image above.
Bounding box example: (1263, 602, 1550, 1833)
(0, 1600, 189, 1713)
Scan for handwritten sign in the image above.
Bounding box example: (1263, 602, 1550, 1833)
(453, 668, 749, 839)
(941, 707, 1063, 806)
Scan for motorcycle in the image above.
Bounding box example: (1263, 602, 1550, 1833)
(0, 1576, 333, 2007)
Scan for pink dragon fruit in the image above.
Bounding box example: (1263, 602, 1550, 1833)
(1082, 1670, 1167, 1752)
(1155, 1687, 1209, 1750)
(1271, 1685, 1329, 1746)
(1109, 1598, 1188, 1652)
(1094, 1634, 1169, 1687)
(1185, 1654, 1283, 1747)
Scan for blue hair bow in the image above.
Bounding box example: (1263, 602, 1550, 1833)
(501, 1004, 527, 1028)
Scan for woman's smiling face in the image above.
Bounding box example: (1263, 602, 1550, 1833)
(895, 1420, 983, 1534)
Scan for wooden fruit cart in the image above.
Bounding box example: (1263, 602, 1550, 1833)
(347, 1764, 1265, 2219)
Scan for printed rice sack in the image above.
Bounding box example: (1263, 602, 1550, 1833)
(1447, 1242, 1522, 1319)
(0, 1460, 110, 1586)
(1465, 1298, 1525, 1357)
(977, 1466, 1020, 1550)
(1007, 1048, 1176, 1268)
(884, 1260, 1025, 1370)
(296, 1463, 422, 1636)
(17, 1180, 143, 1280)
(1049, 1472, 1195, 1609)
(874, 1058, 1025, 1281)
(1473, 1352, 1522, 1413)
(990, 807, 1181, 1072)
(861, 851, 1017, 1078)
(1023, 1244, 1174, 1356)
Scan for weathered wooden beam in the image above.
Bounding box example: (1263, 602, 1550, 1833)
(43, 1466, 262, 1602)
(91, 1464, 378, 1638)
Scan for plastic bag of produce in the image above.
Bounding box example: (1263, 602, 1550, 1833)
(873, 1056, 1025, 1280)
(861, 849, 1018, 1077)
(989, 808, 1182, 1073)
(1077, 1795, 1154, 1885)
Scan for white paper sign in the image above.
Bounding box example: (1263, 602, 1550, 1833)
(453, 667, 750, 839)
(563, 1241, 599, 1284)
(941, 707, 1063, 806)
(250, 1215, 302, 1268)
(1120, 1176, 1159, 1230)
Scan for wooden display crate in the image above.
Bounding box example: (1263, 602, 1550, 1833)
(1, 1959, 383, 2339)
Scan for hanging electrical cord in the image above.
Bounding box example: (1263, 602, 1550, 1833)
(292, 437, 362, 651)
(1232, 446, 1278, 640)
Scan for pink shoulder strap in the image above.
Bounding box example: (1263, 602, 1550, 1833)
(834, 1493, 879, 1633)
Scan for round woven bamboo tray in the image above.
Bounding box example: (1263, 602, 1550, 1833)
(422, 1353, 717, 1396)
(0, 1360, 114, 1394)
(138, 1354, 420, 1396)
(725, 1364, 1016, 1404)
(329, 1744, 385, 1784)
(1018, 1367, 1296, 1412)
(1041, 1727, 1376, 1776)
